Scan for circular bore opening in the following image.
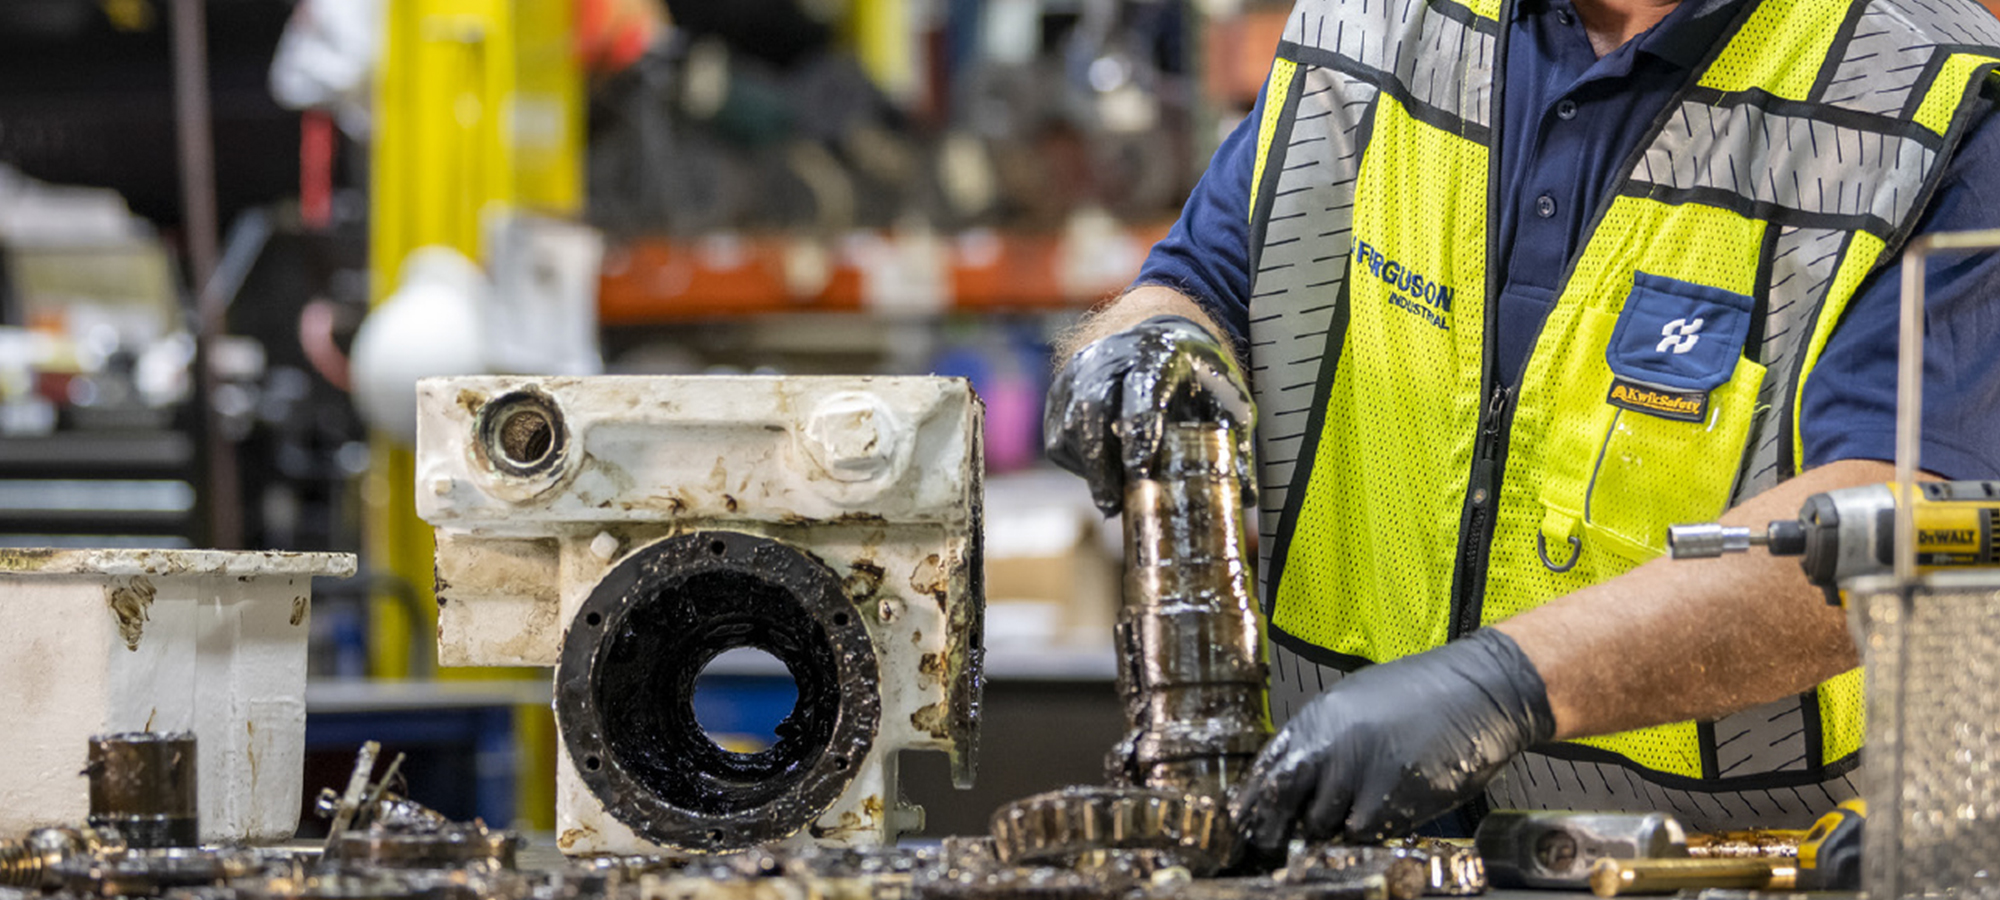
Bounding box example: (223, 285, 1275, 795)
(692, 648, 800, 751)
(584, 755, 601, 771)
(585, 612, 602, 627)
(497, 407, 554, 466)
(477, 391, 567, 477)
(592, 569, 842, 815)
(709, 540, 727, 556)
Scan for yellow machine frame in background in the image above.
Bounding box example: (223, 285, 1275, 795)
(366, 0, 582, 828)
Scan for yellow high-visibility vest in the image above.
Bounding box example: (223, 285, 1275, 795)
(1246, 0, 2000, 827)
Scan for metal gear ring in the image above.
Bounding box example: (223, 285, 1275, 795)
(988, 786, 1234, 876)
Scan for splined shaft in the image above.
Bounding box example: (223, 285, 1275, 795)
(1113, 422, 1272, 798)
(0, 826, 125, 889)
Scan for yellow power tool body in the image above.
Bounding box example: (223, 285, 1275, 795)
(1668, 480, 2000, 603)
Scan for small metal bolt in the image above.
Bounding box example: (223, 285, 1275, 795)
(802, 394, 900, 483)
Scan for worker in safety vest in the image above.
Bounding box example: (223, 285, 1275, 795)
(1045, 0, 2000, 848)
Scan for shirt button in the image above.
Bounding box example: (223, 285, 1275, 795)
(1536, 194, 1557, 218)
(1556, 7, 1575, 25)
(1557, 99, 1578, 120)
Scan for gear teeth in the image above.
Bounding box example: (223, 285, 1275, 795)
(988, 787, 1232, 876)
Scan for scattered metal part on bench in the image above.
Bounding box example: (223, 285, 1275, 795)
(1473, 810, 1687, 890)
(52, 847, 260, 898)
(1110, 422, 1270, 799)
(1390, 838, 1486, 896)
(87, 732, 201, 850)
(1143, 875, 1390, 900)
(1285, 844, 1430, 900)
(318, 743, 385, 853)
(1685, 831, 1803, 859)
(326, 822, 521, 870)
(310, 744, 519, 871)
(908, 863, 1126, 900)
(0, 825, 126, 889)
(1587, 857, 1796, 897)
(989, 786, 1234, 877)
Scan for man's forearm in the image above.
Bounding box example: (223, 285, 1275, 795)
(1054, 285, 1235, 364)
(1495, 458, 1896, 740)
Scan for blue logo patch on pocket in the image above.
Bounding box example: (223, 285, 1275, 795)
(1605, 271, 1754, 393)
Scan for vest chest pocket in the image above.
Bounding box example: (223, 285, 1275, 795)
(1538, 275, 1767, 568)
(1580, 356, 1766, 561)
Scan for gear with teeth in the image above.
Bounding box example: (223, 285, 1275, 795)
(988, 786, 1234, 876)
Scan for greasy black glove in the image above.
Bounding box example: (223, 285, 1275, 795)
(1043, 315, 1256, 514)
(1229, 629, 1556, 852)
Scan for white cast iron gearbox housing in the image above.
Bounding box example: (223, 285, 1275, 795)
(414, 375, 982, 856)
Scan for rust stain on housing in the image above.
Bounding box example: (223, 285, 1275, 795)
(917, 652, 947, 690)
(106, 576, 156, 651)
(910, 700, 951, 739)
(843, 559, 885, 600)
(290, 595, 308, 626)
(557, 824, 598, 851)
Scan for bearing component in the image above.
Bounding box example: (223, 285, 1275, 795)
(988, 786, 1233, 876)
(558, 530, 880, 854)
(87, 732, 200, 849)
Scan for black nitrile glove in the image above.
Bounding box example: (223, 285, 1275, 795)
(1229, 629, 1556, 852)
(1043, 315, 1256, 514)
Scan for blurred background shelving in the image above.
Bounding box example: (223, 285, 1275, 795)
(0, 0, 1417, 840)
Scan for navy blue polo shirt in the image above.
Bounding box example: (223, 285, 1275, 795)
(1137, 0, 2000, 480)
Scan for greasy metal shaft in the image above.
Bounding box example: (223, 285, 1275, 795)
(0, 826, 124, 889)
(88, 732, 199, 849)
(1113, 422, 1272, 797)
(1589, 858, 1797, 897)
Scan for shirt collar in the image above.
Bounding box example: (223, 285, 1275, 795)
(1515, 0, 1752, 72)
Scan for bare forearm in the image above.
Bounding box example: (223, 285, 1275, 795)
(1495, 459, 1896, 740)
(1053, 285, 1235, 364)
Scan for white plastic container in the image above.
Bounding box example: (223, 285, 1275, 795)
(0, 548, 355, 843)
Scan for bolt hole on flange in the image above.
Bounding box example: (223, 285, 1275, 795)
(476, 390, 567, 478)
(585, 756, 601, 771)
(585, 612, 602, 627)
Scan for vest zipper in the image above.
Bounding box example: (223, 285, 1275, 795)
(1450, 385, 1511, 640)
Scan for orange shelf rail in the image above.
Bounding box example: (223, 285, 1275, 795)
(598, 224, 1173, 324)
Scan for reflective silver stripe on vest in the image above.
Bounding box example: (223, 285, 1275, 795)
(1251, 66, 1377, 590)
(1823, 0, 2000, 117)
(1633, 101, 1936, 227)
(1284, 0, 1496, 131)
(1488, 750, 1858, 832)
(1736, 226, 1847, 500)
(1269, 640, 1345, 725)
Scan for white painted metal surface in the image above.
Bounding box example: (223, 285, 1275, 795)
(416, 375, 981, 855)
(0, 548, 355, 843)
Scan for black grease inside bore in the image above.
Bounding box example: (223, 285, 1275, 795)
(594, 569, 840, 815)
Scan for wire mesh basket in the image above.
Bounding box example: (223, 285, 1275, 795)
(1852, 572, 2000, 897)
